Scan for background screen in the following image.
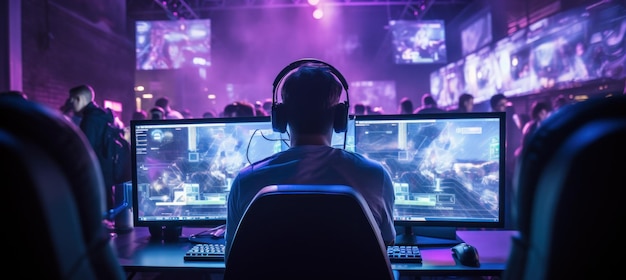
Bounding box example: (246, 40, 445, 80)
(136, 19, 211, 70)
(390, 20, 447, 64)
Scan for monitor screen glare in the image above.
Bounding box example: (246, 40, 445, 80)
(354, 113, 505, 230)
(131, 117, 285, 226)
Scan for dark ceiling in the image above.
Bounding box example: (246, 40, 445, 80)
(127, 0, 600, 29)
(127, 0, 476, 22)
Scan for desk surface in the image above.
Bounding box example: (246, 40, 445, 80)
(113, 227, 517, 276)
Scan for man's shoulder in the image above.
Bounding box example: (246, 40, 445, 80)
(82, 104, 110, 123)
(167, 110, 185, 119)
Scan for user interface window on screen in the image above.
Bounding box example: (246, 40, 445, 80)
(354, 116, 501, 223)
(132, 118, 355, 223)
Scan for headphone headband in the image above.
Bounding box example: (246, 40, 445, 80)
(270, 58, 351, 135)
(272, 58, 349, 107)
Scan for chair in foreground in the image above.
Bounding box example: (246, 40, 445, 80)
(1, 96, 125, 280)
(224, 184, 394, 280)
(503, 95, 626, 280)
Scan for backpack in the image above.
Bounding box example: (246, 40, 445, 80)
(103, 108, 132, 185)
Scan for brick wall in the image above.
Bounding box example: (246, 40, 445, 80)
(21, 0, 135, 124)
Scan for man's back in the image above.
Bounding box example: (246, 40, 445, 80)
(226, 145, 396, 259)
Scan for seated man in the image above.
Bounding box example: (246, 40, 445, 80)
(225, 61, 396, 262)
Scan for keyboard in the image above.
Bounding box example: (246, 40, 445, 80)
(184, 243, 421, 263)
(184, 243, 225, 261)
(387, 245, 422, 263)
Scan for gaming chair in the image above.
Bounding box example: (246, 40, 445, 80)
(1, 96, 125, 280)
(224, 184, 395, 280)
(503, 94, 626, 280)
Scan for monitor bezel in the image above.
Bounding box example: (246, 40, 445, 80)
(130, 116, 273, 228)
(354, 112, 506, 229)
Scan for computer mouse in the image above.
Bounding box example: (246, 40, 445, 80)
(451, 242, 480, 267)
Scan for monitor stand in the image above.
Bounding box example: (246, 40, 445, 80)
(395, 226, 463, 247)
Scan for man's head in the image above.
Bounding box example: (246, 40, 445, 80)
(280, 63, 343, 135)
(68, 84, 95, 113)
(399, 97, 414, 114)
(354, 103, 366, 115)
(155, 97, 171, 112)
(150, 107, 165, 119)
(490, 93, 508, 112)
(458, 93, 474, 112)
(422, 93, 437, 108)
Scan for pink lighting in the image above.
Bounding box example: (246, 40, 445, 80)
(308, 0, 320, 6)
(313, 8, 324, 20)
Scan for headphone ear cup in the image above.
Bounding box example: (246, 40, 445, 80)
(333, 102, 349, 133)
(271, 103, 288, 133)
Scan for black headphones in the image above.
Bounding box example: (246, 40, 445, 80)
(271, 58, 350, 134)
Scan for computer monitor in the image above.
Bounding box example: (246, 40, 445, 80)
(130, 117, 285, 233)
(130, 116, 355, 238)
(354, 112, 505, 246)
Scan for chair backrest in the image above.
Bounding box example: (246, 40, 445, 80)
(1, 96, 125, 280)
(224, 184, 394, 280)
(503, 95, 626, 280)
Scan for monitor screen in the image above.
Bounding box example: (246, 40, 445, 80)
(390, 20, 447, 64)
(432, 59, 466, 108)
(135, 19, 211, 70)
(131, 117, 285, 228)
(130, 116, 356, 229)
(461, 11, 493, 56)
(349, 80, 397, 115)
(463, 46, 498, 104)
(354, 112, 505, 245)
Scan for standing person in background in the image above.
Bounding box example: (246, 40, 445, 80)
(60, 96, 82, 126)
(353, 103, 366, 115)
(448, 93, 474, 113)
(489, 92, 522, 230)
(149, 106, 166, 120)
(202, 110, 216, 118)
(552, 94, 570, 113)
(66, 85, 116, 211)
(155, 97, 184, 119)
(180, 109, 193, 119)
(520, 100, 551, 151)
(414, 93, 445, 114)
(132, 110, 148, 121)
(398, 97, 414, 115)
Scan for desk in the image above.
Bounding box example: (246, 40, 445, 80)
(113, 227, 517, 277)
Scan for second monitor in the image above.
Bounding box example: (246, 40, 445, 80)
(354, 112, 506, 246)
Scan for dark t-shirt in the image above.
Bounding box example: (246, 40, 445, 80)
(80, 102, 115, 208)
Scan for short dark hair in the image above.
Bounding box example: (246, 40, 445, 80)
(354, 103, 366, 115)
(458, 93, 473, 111)
(399, 97, 414, 114)
(150, 106, 165, 119)
(422, 94, 437, 107)
(69, 84, 93, 98)
(155, 97, 170, 109)
(281, 64, 342, 134)
(530, 101, 551, 120)
(490, 93, 506, 110)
